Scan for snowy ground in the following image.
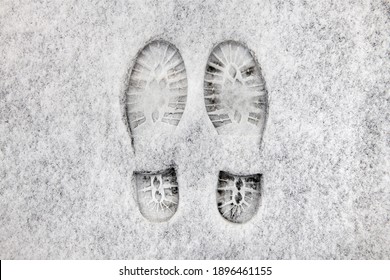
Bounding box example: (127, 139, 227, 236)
(0, 0, 389, 259)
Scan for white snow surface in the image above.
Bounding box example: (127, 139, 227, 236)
(0, 0, 389, 259)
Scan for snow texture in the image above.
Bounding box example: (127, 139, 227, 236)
(0, 0, 389, 259)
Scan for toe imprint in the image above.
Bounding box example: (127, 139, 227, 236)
(204, 41, 268, 137)
(126, 40, 187, 136)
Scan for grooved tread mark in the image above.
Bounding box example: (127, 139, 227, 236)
(204, 41, 268, 136)
(135, 168, 179, 222)
(217, 171, 261, 224)
(126, 40, 187, 136)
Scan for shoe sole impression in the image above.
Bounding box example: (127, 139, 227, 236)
(125, 40, 186, 222)
(126, 40, 187, 139)
(217, 171, 262, 223)
(204, 40, 268, 141)
(134, 168, 179, 222)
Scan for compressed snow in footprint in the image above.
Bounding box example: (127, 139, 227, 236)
(135, 168, 179, 222)
(204, 41, 268, 139)
(217, 171, 262, 223)
(126, 40, 187, 137)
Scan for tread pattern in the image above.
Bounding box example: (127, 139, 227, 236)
(135, 168, 179, 222)
(126, 40, 187, 136)
(217, 171, 261, 223)
(204, 41, 267, 136)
